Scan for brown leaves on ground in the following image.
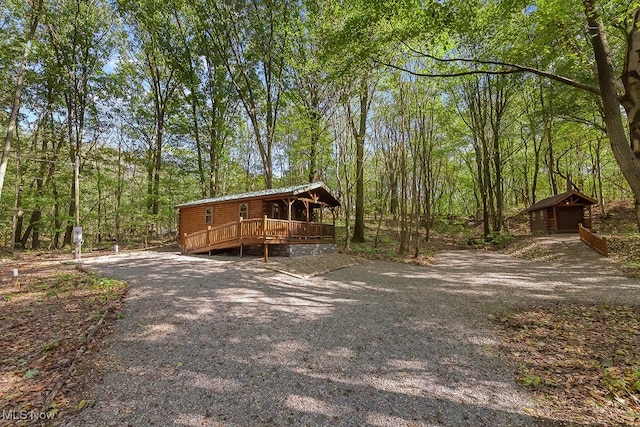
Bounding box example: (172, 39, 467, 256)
(0, 257, 125, 425)
(607, 236, 640, 279)
(493, 303, 640, 426)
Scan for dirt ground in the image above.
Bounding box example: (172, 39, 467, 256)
(64, 245, 640, 426)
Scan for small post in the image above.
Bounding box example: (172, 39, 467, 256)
(12, 268, 19, 290)
(207, 225, 211, 246)
(73, 226, 83, 260)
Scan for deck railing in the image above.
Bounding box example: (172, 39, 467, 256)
(183, 217, 335, 253)
(578, 223, 608, 256)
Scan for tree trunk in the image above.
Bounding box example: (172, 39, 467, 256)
(152, 114, 163, 215)
(0, 0, 42, 201)
(352, 80, 370, 243)
(189, 84, 206, 198)
(116, 137, 123, 242)
(52, 182, 61, 249)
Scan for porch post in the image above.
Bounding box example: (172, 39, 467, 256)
(331, 207, 336, 239)
(304, 200, 310, 239)
(238, 217, 243, 257)
(287, 197, 292, 240)
(263, 215, 268, 262)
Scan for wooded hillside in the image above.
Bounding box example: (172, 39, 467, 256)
(1, 0, 638, 253)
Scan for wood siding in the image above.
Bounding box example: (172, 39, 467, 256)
(249, 200, 262, 218)
(179, 200, 267, 245)
(530, 209, 549, 234)
(179, 205, 208, 245)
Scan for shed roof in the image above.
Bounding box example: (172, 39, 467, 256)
(527, 190, 597, 213)
(175, 182, 340, 208)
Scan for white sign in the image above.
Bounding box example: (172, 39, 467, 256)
(73, 227, 83, 243)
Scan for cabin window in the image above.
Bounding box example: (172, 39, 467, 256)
(239, 203, 248, 219)
(272, 202, 280, 219)
(205, 207, 213, 224)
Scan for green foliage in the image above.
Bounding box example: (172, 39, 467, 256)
(1, 0, 638, 252)
(22, 368, 39, 379)
(490, 232, 513, 248)
(519, 372, 541, 387)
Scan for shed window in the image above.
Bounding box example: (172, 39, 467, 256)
(239, 203, 248, 219)
(272, 202, 280, 219)
(205, 207, 213, 224)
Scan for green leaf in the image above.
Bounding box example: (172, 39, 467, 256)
(75, 399, 87, 410)
(23, 368, 39, 379)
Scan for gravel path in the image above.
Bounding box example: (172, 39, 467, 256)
(67, 245, 640, 426)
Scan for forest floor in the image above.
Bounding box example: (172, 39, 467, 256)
(0, 252, 126, 426)
(0, 202, 639, 425)
(494, 235, 640, 425)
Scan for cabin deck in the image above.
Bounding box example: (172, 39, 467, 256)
(182, 217, 336, 255)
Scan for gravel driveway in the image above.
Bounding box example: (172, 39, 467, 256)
(69, 248, 640, 426)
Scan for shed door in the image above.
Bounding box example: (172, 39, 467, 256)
(556, 206, 583, 232)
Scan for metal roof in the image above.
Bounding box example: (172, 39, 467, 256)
(175, 182, 340, 208)
(527, 190, 597, 212)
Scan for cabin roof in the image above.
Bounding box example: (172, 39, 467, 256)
(175, 182, 340, 208)
(527, 190, 597, 213)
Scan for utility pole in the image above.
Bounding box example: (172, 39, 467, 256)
(74, 156, 82, 260)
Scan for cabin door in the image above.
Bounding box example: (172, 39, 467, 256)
(556, 206, 583, 232)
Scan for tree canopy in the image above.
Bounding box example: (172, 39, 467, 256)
(1, 0, 638, 252)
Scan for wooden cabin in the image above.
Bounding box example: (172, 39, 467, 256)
(175, 182, 340, 257)
(527, 190, 597, 234)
